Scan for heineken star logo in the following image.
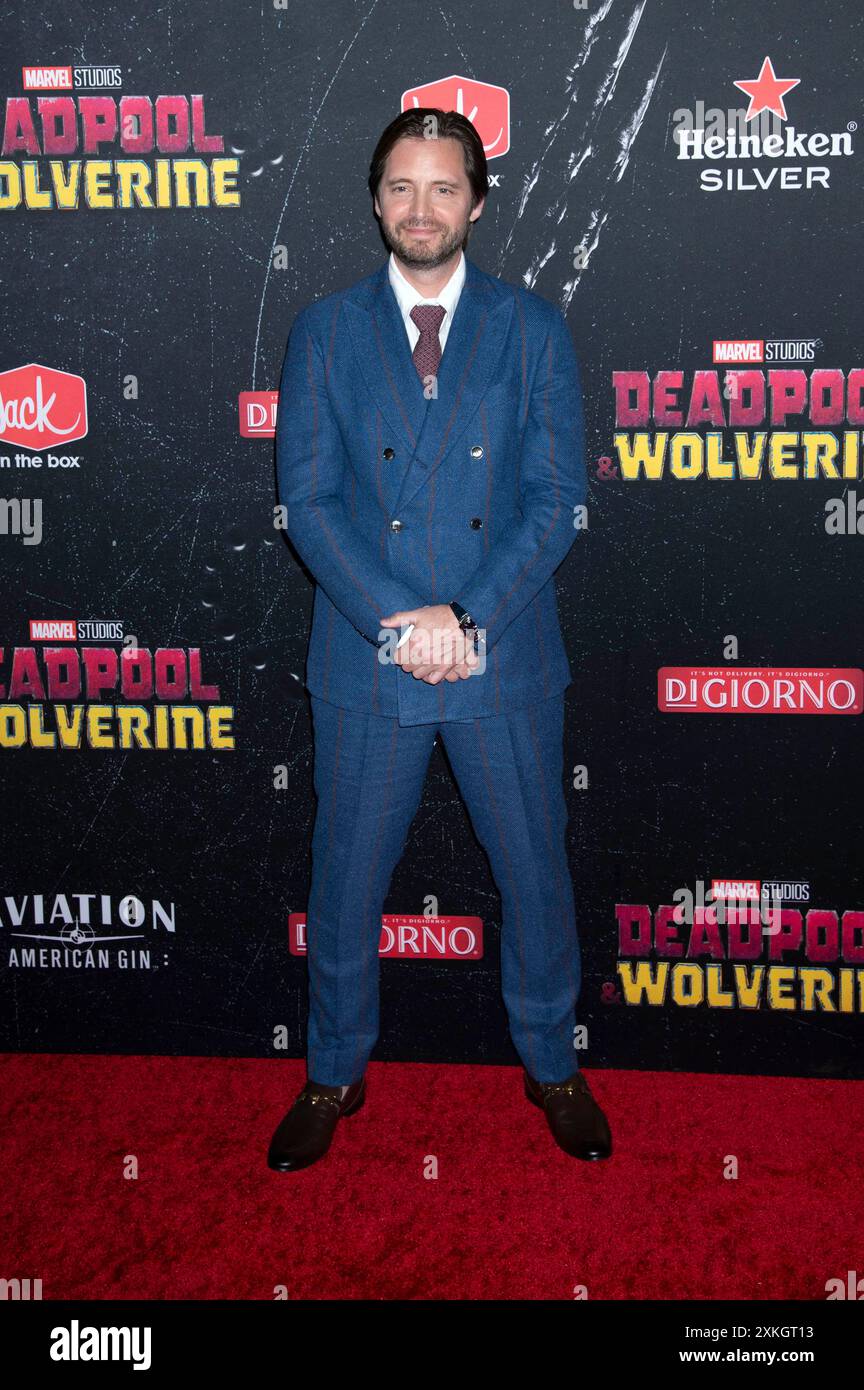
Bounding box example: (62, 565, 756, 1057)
(733, 56, 801, 122)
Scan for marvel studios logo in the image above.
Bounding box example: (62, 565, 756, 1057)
(711, 878, 811, 903)
(21, 65, 123, 91)
(712, 338, 823, 363)
(28, 618, 125, 641)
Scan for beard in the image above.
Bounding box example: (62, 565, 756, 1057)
(379, 214, 471, 269)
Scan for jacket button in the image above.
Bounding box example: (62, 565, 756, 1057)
(470, 445, 483, 459)
(383, 447, 395, 460)
(469, 517, 483, 529)
(390, 519, 403, 532)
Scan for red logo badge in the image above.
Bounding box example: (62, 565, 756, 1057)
(0, 362, 88, 449)
(401, 75, 510, 159)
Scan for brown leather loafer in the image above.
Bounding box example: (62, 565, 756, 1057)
(267, 1077, 366, 1172)
(524, 1069, 612, 1161)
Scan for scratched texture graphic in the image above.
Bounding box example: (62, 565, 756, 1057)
(1, 0, 863, 1077)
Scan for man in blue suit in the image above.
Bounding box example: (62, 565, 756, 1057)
(269, 107, 611, 1170)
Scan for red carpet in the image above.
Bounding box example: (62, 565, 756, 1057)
(2, 1053, 861, 1300)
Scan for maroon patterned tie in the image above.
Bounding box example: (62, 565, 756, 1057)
(409, 303, 446, 384)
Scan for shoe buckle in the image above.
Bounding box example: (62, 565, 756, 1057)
(303, 1088, 342, 1110)
(540, 1077, 584, 1100)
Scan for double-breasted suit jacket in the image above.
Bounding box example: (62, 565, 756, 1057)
(275, 254, 586, 726)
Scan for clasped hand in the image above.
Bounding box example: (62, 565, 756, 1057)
(379, 604, 480, 684)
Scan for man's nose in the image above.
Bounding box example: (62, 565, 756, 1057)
(410, 191, 431, 220)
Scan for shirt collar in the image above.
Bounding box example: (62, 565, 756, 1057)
(388, 249, 466, 328)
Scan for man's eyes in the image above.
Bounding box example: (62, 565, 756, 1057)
(393, 185, 453, 194)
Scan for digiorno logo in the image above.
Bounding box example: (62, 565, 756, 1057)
(612, 335, 864, 481)
(657, 667, 863, 714)
(672, 54, 856, 191)
(238, 390, 278, 439)
(3, 66, 237, 210)
(289, 912, 483, 959)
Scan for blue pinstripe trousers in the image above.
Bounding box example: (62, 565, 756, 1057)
(304, 690, 582, 1085)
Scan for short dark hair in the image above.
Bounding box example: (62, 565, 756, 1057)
(368, 107, 489, 209)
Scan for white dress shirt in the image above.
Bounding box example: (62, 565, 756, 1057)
(388, 249, 466, 355)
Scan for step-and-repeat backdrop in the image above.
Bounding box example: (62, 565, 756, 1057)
(3, 0, 862, 1078)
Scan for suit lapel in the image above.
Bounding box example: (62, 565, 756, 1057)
(344, 261, 429, 458)
(344, 255, 514, 514)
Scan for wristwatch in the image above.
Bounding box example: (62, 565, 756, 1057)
(449, 600, 486, 652)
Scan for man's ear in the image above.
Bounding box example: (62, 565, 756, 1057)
(469, 197, 486, 223)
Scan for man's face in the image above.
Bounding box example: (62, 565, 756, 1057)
(373, 135, 485, 269)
